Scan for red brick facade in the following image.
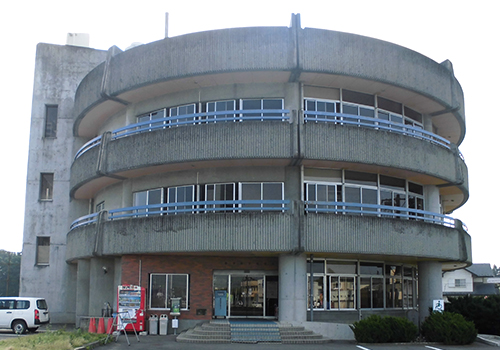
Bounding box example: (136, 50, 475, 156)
(121, 254, 279, 320)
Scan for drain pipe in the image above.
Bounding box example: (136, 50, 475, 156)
(309, 254, 314, 322)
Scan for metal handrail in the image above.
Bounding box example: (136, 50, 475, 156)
(304, 111, 451, 150)
(73, 109, 290, 160)
(305, 201, 456, 227)
(69, 200, 290, 230)
(69, 212, 100, 230)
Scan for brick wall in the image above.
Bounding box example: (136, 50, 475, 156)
(121, 254, 279, 320)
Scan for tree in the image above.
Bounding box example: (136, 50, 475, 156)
(0, 250, 22, 296)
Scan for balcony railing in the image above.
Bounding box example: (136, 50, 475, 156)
(74, 109, 290, 160)
(69, 199, 290, 230)
(305, 201, 456, 227)
(69, 199, 459, 231)
(304, 111, 451, 150)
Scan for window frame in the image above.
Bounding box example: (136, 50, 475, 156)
(36, 236, 50, 266)
(44, 105, 58, 138)
(149, 273, 190, 310)
(39, 173, 54, 201)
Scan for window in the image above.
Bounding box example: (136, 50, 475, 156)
(201, 183, 237, 212)
(454, 279, 467, 287)
(304, 182, 342, 212)
(36, 237, 50, 265)
(149, 274, 189, 310)
(137, 109, 166, 132)
(240, 182, 284, 211)
(170, 104, 196, 126)
(95, 201, 105, 212)
(44, 105, 58, 138)
(240, 99, 284, 120)
(15, 300, 30, 309)
(0, 300, 14, 309)
(304, 99, 340, 122)
(205, 100, 236, 122)
(360, 263, 384, 309)
(167, 185, 195, 213)
(133, 188, 163, 215)
(39, 173, 54, 200)
(386, 265, 403, 308)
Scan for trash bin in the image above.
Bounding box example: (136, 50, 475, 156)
(149, 315, 158, 335)
(159, 314, 168, 335)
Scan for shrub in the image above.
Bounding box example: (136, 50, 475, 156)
(350, 315, 418, 343)
(447, 295, 500, 335)
(421, 311, 477, 345)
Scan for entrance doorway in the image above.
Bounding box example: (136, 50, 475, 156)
(213, 272, 278, 318)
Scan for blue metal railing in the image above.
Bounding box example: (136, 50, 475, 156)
(304, 111, 451, 150)
(70, 199, 458, 231)
(70, 212, 100, 231)
(69, 199, 290, 230)
(74, 109, 290, 160)
(305, 201, 456, 227)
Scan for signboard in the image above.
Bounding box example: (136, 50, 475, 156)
(170, 297, 181, 316)
(433, 299, 444, 312)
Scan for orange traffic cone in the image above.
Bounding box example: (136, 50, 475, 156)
(97, 317, 105, 334)
(106, 317, 114, 334)
(88, 318, 96, 333)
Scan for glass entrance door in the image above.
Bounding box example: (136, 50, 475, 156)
(213, 272, 278, 318)
(230, 275, 263, 317)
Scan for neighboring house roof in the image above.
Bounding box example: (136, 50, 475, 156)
(466, 263, 494, 277)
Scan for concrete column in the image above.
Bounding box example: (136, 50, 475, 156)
(279, 254, 307, 323)
(425, 185, 441, 214)
(89, 258, 116, 316)
(76, 259, 90, 325)
(418, 261, 443, 325)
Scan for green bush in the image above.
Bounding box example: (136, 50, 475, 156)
(350, 315, 418, 343)
(421, 311, 477, 345)
(447, 295, 500, 335)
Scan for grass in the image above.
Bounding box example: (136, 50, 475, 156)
(0, 329, 109, 350)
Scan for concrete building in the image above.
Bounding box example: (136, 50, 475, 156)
(21, 14, 471, 337)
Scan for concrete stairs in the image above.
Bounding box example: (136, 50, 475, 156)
(176, 320, 330, 344)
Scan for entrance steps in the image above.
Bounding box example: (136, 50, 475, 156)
(176, 320, 330, 344)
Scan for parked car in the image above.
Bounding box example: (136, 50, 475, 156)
(0, 297, 50, 333)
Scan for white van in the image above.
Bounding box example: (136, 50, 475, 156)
(0, 297, 50, 333)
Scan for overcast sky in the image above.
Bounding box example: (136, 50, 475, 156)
(1, 0, 498, 267)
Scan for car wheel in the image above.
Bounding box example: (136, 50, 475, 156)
(28, 327, 39, 333)
(12, 320, 27, 334)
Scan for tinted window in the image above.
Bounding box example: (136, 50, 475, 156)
(16, 300, 30, 309)
(37, 299, 48, 310)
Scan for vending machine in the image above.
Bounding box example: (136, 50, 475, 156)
(117, 285, 146, 332)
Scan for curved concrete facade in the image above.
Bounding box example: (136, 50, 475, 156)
(22, 14, 471, 336)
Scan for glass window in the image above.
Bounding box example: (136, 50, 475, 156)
(330, 276, 355, 310)
(169, 104, 196, 126)
(0, 300, 15, 309)
(137, 109, 166, 131)
(206, 100, 236, 122)
(386, 265, 403, 308)
(304, 99, 340, 122)
(36, 236, 50, 265)
(241, 99, 283, 119)
(345, 171, 377, 186)
(326, 261, 356, 274)
(133, 188, 163, 215)
(39, 173, 54, 200)
(308, 276, 325, 309)
(149, 274, 189, 310)
(240, 182, 283, 211)
(167, 186, 195, 214)
(15, 300, 30, 309)
(44, 105, 58, 138)
(305, 182, 341, 212)
(95, 201, 105, 212)
(343, 90, 374, 106)
(203, 183, 236, 212)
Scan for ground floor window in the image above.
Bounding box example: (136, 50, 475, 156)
(149, 274, 189, 310)
(307, 259, 417, 311)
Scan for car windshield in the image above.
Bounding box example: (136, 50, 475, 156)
(37, 299, 48, 310)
